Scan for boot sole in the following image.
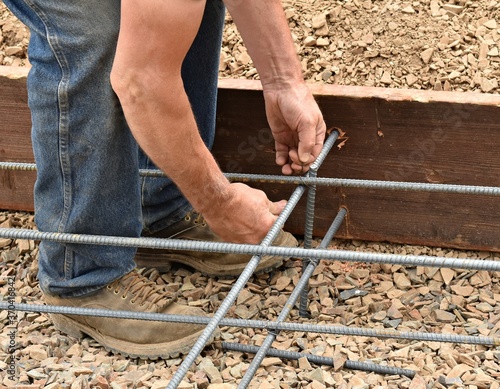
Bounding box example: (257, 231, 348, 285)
(50, 313, 216, 360)
(135, 233, 298, 278)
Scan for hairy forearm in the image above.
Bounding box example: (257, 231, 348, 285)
(224, 0, 303, 88)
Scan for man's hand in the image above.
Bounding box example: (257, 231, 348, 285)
(202, 183, 287, 244)
(264, 83, 326, 175)
(224, 0, 327, 175)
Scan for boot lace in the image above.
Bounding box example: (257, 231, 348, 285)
(186, 211, 207, 227)
(107, 271, 175, 311)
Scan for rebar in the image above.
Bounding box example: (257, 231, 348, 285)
(300, 130, 340, 316)
(2, 301, 499, 346)
(165, 184, 306, 389)
(239, 208, 347, 388)
(221, 342, 416, 379)
(2, 227, 500, 272)
(3, 161, 500, 196)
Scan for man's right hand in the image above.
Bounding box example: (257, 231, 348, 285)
(202, 183, 287, 244)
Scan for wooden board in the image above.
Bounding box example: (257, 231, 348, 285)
(214, 80, 500, 251)
(0, 66, 34, 211)
(1, 65, 500, 251)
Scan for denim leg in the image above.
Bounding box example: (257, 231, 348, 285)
(4, 0, 140, 297)
(140, 0, 226, 234)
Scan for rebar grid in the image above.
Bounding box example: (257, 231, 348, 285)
(166, 186, 307, 388)
(2, 130, 500, 387)
(239, 208, 347, 388)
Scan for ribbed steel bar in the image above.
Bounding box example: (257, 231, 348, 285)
(2, 302, 499, 346)
(166, 185, 306, 389)
(2, 227, 500, 271)
(3, 162, 499, 196)
(301, 131, 340, 317)
(222, 342, 416, 379)
(300, 167, 317, 318)
(239, 208, 347, 388)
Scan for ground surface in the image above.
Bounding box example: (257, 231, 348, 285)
(1, 1, 500, 389)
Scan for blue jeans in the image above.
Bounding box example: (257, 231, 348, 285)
(4, 0, 225, 297)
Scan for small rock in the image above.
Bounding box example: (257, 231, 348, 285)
(401, 6, 415, 14)
(5, 46, 23, 56)
(447, 363, 472, 379)
(387, 303, 403, 319)
(27, 345, 48, 361)
(284, 8, 295, 19)
(298, 356, 312, 370)
(409, 375, 426, 389)
(261, 357, 282, 368)
(442, 4, 464, 14)
(438, 375, 463, 386)
(312, 14, 327, 29)
(433, 310, 456, 323)
(304, 36, 317, 47)
(393, 273, 411, 289)
(203, 366, 223, 384)
(440, 268, 455, 285)
(476, 302, 494, 312)
(480, 77, 497, 93)
(371, 311, 387, 322)
(483, 19, 498, 29)
(316, 37, 329, 46)
(339, 289, 368, 301)
(406, 74, 418, 86)
(451, 285, 474, 296)
(66, 343, 83, 357)
(380, 70, 392, 85)
(421, 48, 434, 64)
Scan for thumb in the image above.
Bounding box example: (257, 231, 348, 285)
(269, 200, 287, 216)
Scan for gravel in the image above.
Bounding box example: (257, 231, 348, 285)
(1, 1, 500, 388)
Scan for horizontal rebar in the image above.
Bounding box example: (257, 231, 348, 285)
(221, 342, 416, 379)
(2, 302, 499, 346)
(2, 162, 499, 196)
(1, 227, 499, 272)
(240, 208, 347, 388)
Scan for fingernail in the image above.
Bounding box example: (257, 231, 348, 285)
(300, 153, 311, 163)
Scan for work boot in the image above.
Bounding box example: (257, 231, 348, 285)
(44, 270, 213, 359)
(134, 211, 298, 277)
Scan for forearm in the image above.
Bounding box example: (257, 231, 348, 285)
(224, 0, 303, 89)
(113, 72, 232, 216)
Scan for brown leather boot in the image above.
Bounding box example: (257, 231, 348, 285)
(44, 270, 214, 359)
(134, 211, 298, 277)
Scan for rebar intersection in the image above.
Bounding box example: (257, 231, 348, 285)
(1, 130, 500, 387)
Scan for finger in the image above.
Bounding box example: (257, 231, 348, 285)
(281, 164, 293, 175)
(290, 161, 310, 174)
(289, 149, 314, 167)
(297, 120, 317, 164)
(269, 199, 287, 215)
(275, 141, 289, 167)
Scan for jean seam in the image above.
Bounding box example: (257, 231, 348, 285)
(23, 0, 73, 279)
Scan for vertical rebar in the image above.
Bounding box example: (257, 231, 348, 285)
(238, 208, 347, 389)
(300, 130, 339, 317)
(166, 185, 306, 389)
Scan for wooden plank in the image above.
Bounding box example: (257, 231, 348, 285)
(1, 66, 500, 251)
(0, 66, 34, 211)
(214, 79, 500, 252)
